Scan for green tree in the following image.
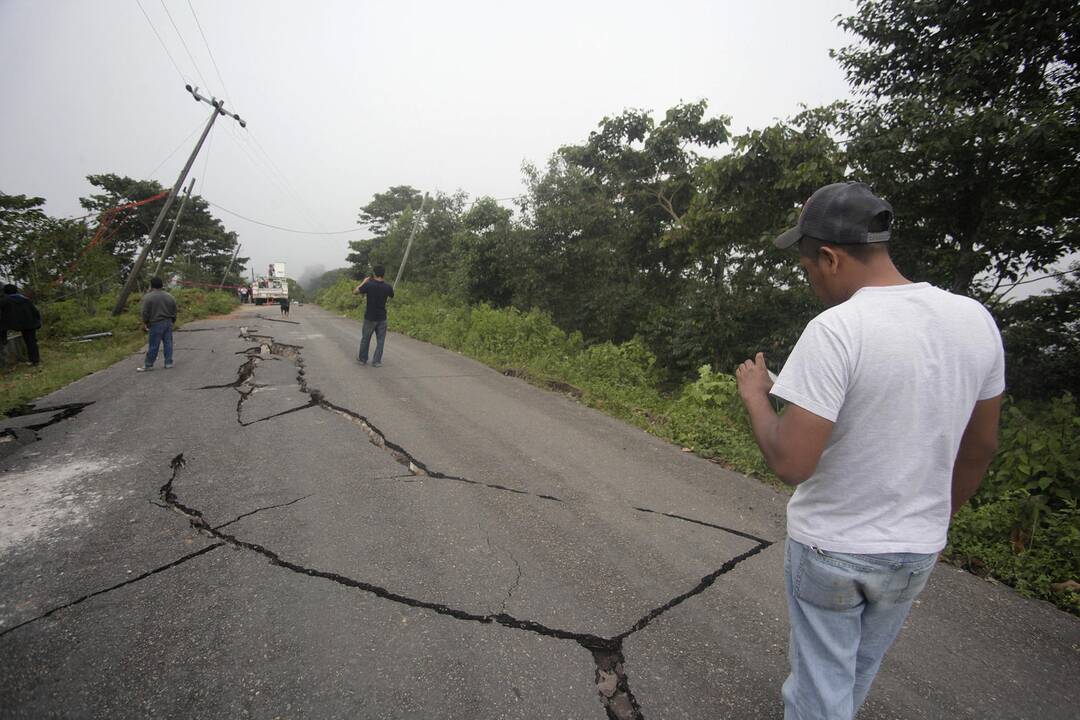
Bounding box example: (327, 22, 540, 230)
(348, 190, 465, 288)
(79, 175, 246, 287)
(516, 101, 729, 343)
(286, 278, 306, 302)
(993, 266, 1080, 400)
(357, 185, 424, 235)
(834, 0, 1080, 297)
(450, 197, 517, 306)
(661, 108, 847, 374)
(0, 192, 117, 300)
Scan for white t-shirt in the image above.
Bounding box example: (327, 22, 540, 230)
(770, 282, 1005, 554)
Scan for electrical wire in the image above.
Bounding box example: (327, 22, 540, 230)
(245, 131, 328, 231)
(145, 117, 205, 179)
(205, 200, 365, 235)
(134, 0, 187, 84)
(223, 126, 304, 222)
(186, 0, 231, 105)
(197, 122, 216, 195)
(158, 0, 211, 91)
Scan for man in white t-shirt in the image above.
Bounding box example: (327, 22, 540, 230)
(735, 182, 1004, 720)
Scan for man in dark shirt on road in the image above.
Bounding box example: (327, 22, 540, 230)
(138, 276, 178, 372)
(353, 265, 394, 367)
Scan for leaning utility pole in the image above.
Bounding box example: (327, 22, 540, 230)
(112, 85, 246, 315)
(219, 242, 241, 289)
(152, 176, 196, 277)
(393, 192, 429, 289)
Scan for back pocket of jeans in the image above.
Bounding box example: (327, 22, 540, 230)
(794, 550, 863, 610)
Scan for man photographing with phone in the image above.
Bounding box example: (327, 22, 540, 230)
(353, 264, 394, 367)
(735, 182, 1004, 719)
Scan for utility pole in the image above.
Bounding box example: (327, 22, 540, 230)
(152, 176, 196, 278)
(393, 192, 429, 289)
(112, 85, 246, 315)
(219, 242, 241, 289)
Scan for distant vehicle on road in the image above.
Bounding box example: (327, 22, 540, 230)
(251, 262, 289, 306)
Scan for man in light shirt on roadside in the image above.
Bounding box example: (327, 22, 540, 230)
(735, 182, 1004, 719)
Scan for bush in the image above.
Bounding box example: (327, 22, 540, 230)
(949, 492, 1080, 614)
(664, 365, 772, 478)
(947, 395, 1080, 614)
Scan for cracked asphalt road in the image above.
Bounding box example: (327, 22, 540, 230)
(1, 304, 1078, 719)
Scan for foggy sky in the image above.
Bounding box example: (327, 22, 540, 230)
(2, 0, 858, 281)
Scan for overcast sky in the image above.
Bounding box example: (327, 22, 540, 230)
(2, 0, 860, 284)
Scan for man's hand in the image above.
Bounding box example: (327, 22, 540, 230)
(142, 324, 148, 332)
(735, 352, 773, 401)
(735, 351, 833, 485)
(353, 276, 371, 294)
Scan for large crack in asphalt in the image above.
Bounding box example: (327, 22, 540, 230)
(204, 328, 566, 503)
(0, 543, 224, 638)
(1, 402, 96, 458)
(3, 401, 95, 431)
(175, 325, 775, 720)
(159, 451, 645, 719)
(255, 313, 301, 325)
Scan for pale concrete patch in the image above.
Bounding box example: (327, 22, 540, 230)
(0, 457, 121, 555)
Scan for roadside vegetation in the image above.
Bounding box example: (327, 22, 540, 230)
(0, 288, 238, 415)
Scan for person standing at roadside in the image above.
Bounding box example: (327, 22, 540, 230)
(353, 264, 394, 367)
(734, 182, 1004, 719)
(138, 276, 178, 372)
(0, 284, 43, 366)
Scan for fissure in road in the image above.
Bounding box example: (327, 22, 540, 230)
(0, 322, 773, 720)
(170, 325, 774, 719)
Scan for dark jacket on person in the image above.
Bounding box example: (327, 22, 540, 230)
(358, 279, 394, 321)
(140, 289, 178, 324)
(0, 293, 42, 331)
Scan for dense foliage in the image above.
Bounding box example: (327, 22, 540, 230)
(1, 174, 248, 309)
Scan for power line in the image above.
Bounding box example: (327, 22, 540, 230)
(245, 130, 329, 231)
(197, 121, 216, 194)
(145, 117, 205, 179)
(186, 0, 231, 104)
(228, 127, 323, 230)
(158, 0, 211, 91)
(223, 126, 313, 226)
(205, 200, 366, 235)
(135, 0, 187, 83)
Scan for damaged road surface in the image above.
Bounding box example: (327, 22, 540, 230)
(1, 305, 1078, 719)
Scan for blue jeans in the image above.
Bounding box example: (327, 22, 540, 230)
(145, 319, 174, 367)
(358, 319, 387, 364)
(783, 537, 937, 720)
